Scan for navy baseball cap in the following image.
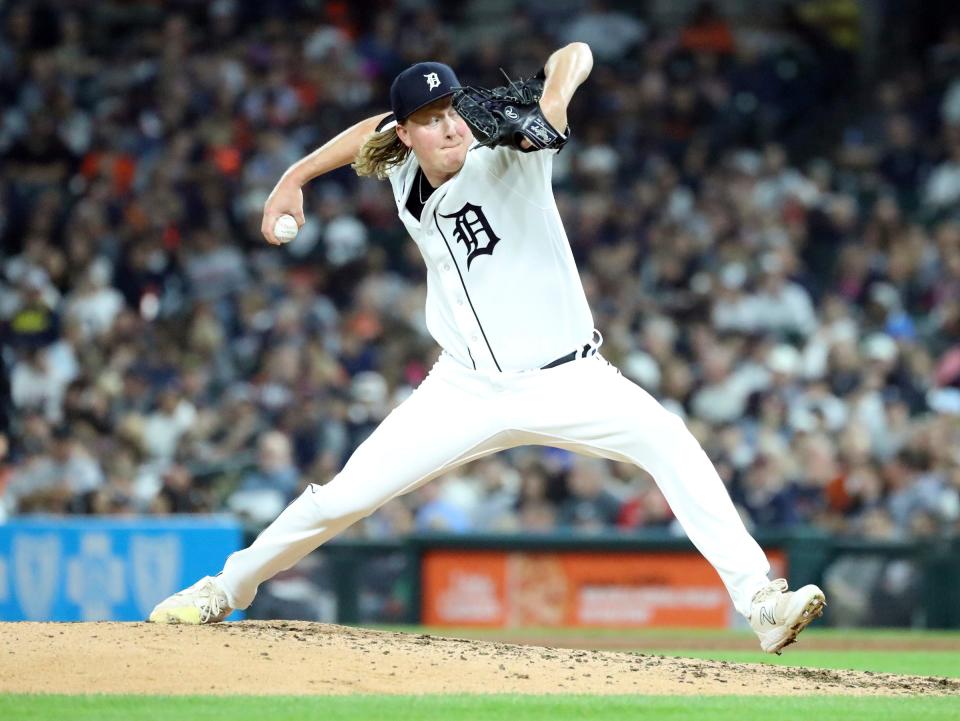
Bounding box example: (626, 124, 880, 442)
(390, 62, 460, 122)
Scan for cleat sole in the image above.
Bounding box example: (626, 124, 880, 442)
(771, 595, 826, 654)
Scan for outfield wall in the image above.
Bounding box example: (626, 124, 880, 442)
(247, 531, 960, 630)
(0, 516, 243, 621)
(2, 520, 956, 628)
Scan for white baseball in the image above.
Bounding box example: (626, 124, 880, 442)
(273, 214, 299, 243)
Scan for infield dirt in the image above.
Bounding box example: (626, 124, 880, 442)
(2, 621, 958, 696)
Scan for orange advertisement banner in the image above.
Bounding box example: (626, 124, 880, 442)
(422, 549, 786, 628)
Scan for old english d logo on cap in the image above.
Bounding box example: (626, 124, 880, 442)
(390, 62, 460, 121)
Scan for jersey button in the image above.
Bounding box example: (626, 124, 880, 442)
(443, 264, 451, 272)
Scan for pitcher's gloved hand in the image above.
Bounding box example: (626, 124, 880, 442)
(452, 69, 569, 152)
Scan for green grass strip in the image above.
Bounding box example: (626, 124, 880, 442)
(660, 650, 960, 678)
(1, 694, 958, 721)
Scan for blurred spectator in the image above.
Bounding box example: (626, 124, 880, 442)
(64, 260, 124, 340)
(10, 346, 74, 421)
(690, 343, 766, 424)
(154, 463, 209, 514)
(413, 480, 473, 533)
(182, 228, 250, 308)
(3, 268, 60, 349)
(227, 430, 300, 525)
(752, 253, 818, 338)
(617, 470, 673, 530)
(736, 454, 804, 528)
(141, 383, 197, 462)
(680, 1, 735, 56)
(558, 458, 622, 531)
(924, 132, 960, 211)
(6, 426, 103, 513)
(562, 0, 647, 63)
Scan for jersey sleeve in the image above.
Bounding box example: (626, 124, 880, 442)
(489, 144, 559, 198)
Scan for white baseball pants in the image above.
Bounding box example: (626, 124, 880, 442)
(218, 352, 771, 616)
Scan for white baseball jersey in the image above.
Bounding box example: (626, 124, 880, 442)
(388, 143, 595, 372)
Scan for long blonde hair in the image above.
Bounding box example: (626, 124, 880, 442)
(352, 126, 410, 180)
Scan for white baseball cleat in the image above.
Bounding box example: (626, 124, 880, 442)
(148, 576, 232, 624)
(749, 578, 826, 654)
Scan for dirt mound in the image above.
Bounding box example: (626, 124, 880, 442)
(2, 621, 958, 696)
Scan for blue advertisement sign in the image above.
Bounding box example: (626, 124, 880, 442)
(0, 516, 243, 621)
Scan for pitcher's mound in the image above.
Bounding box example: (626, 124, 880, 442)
(2, 621, 957, 696)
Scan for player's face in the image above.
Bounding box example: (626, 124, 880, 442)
(398, 98, 472, 178)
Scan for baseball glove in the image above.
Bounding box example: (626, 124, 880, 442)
(452, 69, 569, 152)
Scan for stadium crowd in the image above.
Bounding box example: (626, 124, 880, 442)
(1, 0, 959, 545)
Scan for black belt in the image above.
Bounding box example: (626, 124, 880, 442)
(541, 330, 602, 370)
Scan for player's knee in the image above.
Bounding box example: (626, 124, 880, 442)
(623, 403, 696, 449)
(657, 408, 709, 455)
(657, 407, 693, 437)
(663, 408, 689, 431)
(304, 482, 384, 523)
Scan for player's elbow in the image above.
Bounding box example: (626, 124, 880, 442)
(570, 44, 595, 89)
(548, 42, 593, 76)
(565, 42, 593, 75)
(568, 42, 593, 63)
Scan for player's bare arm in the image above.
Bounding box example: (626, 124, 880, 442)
(539, 42, 593, 138)
(261, 112, 391, 245)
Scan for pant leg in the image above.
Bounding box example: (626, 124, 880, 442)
(510, 356, 770, 617)
(219, 357, 509, 609)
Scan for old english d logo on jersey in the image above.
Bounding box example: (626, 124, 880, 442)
(440, 202, 501, 269)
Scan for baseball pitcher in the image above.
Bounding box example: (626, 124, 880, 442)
(150, 43, 825, 654)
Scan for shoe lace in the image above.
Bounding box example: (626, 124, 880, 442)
(752, 578, 788, 604)
(197, 583, 227, 623)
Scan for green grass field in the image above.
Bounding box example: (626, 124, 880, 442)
(4, 627, 959, 720)
(661, 648, 960, 677)
(2, 694, 959, 721)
